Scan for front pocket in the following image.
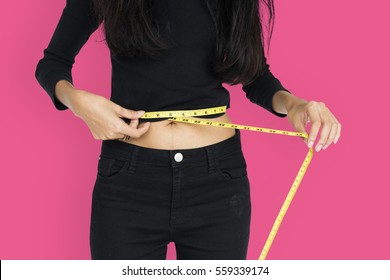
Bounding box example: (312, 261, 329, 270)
(216, 151, 248, 181)
(97, 155, 128, 179)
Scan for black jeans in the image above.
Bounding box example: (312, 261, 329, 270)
(90, 129, 251, 260)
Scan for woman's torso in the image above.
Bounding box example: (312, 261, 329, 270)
(114, 0, 237, 149)
(109, 0, 233, 135)
(118, 113, 236, 149)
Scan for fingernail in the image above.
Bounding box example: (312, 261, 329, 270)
(322, 145, 328, 150)
(137, 110, 145, 116)
(316, 145, 322, 152)
(308, 141, 314, 148)
(334, 138, 338, 144)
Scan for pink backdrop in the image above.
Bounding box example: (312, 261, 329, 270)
(1, 0, 389, 260)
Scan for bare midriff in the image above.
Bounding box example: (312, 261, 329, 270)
(117, 113, 236, 150)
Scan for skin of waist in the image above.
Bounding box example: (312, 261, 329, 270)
(119, 113, 236, 150)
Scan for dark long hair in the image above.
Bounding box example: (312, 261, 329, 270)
(91, 0, 276, 86)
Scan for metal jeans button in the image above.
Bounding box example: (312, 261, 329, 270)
(174, 152, 183, 162)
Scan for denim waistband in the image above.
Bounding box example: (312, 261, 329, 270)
(100, 129, 243, 166)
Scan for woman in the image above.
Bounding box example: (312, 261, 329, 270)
(35, 0, 341, 260)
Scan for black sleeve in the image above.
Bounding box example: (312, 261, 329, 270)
(35, 0, 102, 111)
(241, 57, 291, 118)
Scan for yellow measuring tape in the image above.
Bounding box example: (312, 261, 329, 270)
(140, 105, 314, 260)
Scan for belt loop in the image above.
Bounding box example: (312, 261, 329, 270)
(205, 147, 216, 174)
(128, 146, 140, 174)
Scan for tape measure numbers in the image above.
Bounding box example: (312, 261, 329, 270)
(140, 105, 314, 260)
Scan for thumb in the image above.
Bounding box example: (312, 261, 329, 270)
(116, 106, 145, 119)
(294, 121, 309, 145)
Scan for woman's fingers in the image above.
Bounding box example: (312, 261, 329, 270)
(76, 93, 152, 141)
(315, 118, 332, 151)
(113, 105, 151, 139)
(306, 102, 323, 149)
(294, 119, 309, 144)
(322, 121, 338, 150)
(120, 120, 151, 139)
(114, 105, 145, 120)
(332, 114, 342, 144)
(321, 111, 341, 149)
(129, 118, 139, 130)
(305, 101, 341, 151)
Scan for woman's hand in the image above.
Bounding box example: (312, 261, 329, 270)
(70, 90, 151, 140)
(286, 100, 342, 152)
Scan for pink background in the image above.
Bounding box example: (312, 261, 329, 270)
(1, 0, 389, 260)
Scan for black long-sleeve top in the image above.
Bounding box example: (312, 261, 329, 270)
(35, 0, 291, 123)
